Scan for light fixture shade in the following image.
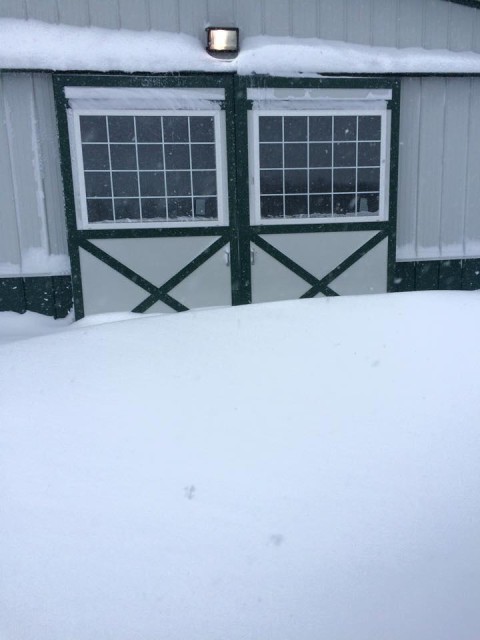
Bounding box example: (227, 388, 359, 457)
(206, 27, 239, 57)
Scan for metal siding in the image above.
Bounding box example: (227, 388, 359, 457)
(178, 0, 208, 39)
(291, 0, 318, 38)
(57, 0, 90, 26)
(118, 0, 150, 31)
(464, 80, 480, 256)
(371, 0, 398, 47)
(87, 0, 120, 29)
(423, 0, 449, 49)
(207, 0, 236, 27)
(233, 0, 263, 36)
(447, 1, 474, 50)
(148, 0, 180, 32)
(25, 0, 58, 22)
(263, 0, 291, 36)
(317, 0, 347, 41)
(346, 0, 372, 45)
(397, 0, 425, 47)
(0, 0, 26, 19)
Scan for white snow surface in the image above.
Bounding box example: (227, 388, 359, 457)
(2, 18, 480, 74)
(1, 293, 480, 640)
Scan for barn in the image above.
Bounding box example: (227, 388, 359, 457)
(1, 0, 480, 319)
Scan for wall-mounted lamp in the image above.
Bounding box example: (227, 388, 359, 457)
(206, 27, 239, 59)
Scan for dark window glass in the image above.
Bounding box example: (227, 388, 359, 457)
(309, 116, 332, 141)
(80, 116, 107, 143)
(285, 195, 308, 217)
(334, 116, 356, 141)
(358, 116, 381, 141)
(259, 143, 283, 169)
(82, 144, 109, 170)
(284, 169, 307, 194)
(310, 194, 332, 216)
(110, 144, 137, 170)
(108, 116, 135, 142)
(261, 196, 284, 218)
(114, 199, 141, 220)
(165, 144, 190, 170)
(259, 116, 282, 142)
(358, 142, 381, 166)
(192, 171, 217, 196)
(140, 172, 165, 197)
(191, 144, 216, 169)
(112, 172, 138, 198)
(310, 143, 332, 168)
(168, 198, 192, 219)
(260, 170, 283, 194)
(136, 116, 162, 142)
(284, 116, 307, 142)
(138, 144, 164, 170)
(163, 117, 189, 143)
(333, 169, 356, 192)
(357, 193, 379, 214)
(357, 168, 380, 192)
(193, 197, 217, 219)
(141, 198, 166, 220)
(190, 116, 215, 142)
(333, 143, 356, 167)
(284, 143, 307, 168)
(166, 172, 191, 197)
(333, 194, 356, 215)
(309, 169, 332, 193)
(85, 172, 111, 198)
(87, 199, 113, 222)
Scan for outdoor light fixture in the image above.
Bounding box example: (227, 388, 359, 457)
(206, 27, 239, 58)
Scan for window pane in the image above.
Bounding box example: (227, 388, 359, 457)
(333, 143, 356, 167)
(142, 198, 166, 220)
(110, 144, 137, 170)
(357, 193, 380, 214)
(191, 144, 216, 169)
(87, 199, 113, 222)
(261, 196, 284, 218)
(260, 170, 283, 195)
(166, 172, 191, 197)
(80, 116, 107, 142)
(190, 116, 215, 142)
(284, 143, 307, 168)
(136, 116, 162, 142)
(259, 116, 282, 142)
(284, 116, 307, 142)
(140, 172, 165, 197)
(112, 172, 138, 198)
(358, 116, 381, 141)
(138, 144, 164, 170)
(310, 195, 332, 217)
(192, 171, 217, 196)
(309, 169, 332, 193)
(260, 143, 283, 169)
(333, 169, 356, 192)
(334, 116, 356, 141)
(108, 116, 135, 142)
(165, 144, 190, 170)
(333, 194, 356, 215)
(114, 199, 140, 220)
(358, 142, 381, 166)
(82, 144, 110, 170)
(163, 117, 189, 143)
(309, 116, 332, 141)
(284, 169, 307, 194)
(168, 198, 192, 219)
(310, 143, 332, 168)
(194, 197, 217, 219)
(285, 195, 308, 217)
(357, 168, 380, 192)
(85, 172, 111, 198)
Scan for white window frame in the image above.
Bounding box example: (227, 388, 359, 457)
(248, 108, 390, 226)
(68, 108, 229, 230)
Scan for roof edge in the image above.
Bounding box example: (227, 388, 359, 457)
(444, 0, 480, 9)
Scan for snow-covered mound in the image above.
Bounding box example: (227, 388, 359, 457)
(1, 293, 480, 640)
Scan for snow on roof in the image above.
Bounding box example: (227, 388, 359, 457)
(2, 18, 480, 75)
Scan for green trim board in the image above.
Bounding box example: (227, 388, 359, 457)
(393, 259, 480, 291)
(0, 276, 72, 318)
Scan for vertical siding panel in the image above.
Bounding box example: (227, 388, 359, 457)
(397, 0, 423, 47)
(318, 0, 347, 41)
(291, 0, 317, 38)
(396, 78, 421, 260)
(88, 0, 120, 29)
(464, 80, 480, 256)
(234, 0, 262, 36)
(118, 0, 150, 30)
(346, 0, 372, 45)
(25, 0, 58, 22)
(57, 0, 90, 26)
(423, 0, 448, 49)
(473, 9, 480, 53)
(416, 78, 446, 258)
(371, 0, 397, 47)
(0, 0, 26, 19)
(148, 0, 180, 32)
(178, 0, 208, 39)
(263, 0, 290, 36)
(2, 74, 49, 267)
(0, 75, 21, 270)
(439, 79, 470, 257)
(207, 0, 235, 27)
(447, 2, 474, 51)
(32, 74, 67, 258)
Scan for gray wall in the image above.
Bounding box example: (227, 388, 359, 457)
(0, 0, 480, 52)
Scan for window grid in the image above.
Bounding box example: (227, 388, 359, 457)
(105, 115, 116, 222)
(133, 116, 143, 221)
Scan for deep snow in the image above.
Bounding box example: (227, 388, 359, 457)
(1, 293, 480, 639)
